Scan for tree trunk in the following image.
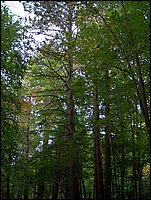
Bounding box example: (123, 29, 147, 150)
(6, 176, 10, 199)
(66, 3, 80, 199)
(135, 53, 150, 147)
(64, 167, 70, 199)
(78, 162, 86, 199)
(104, 70, 112, 200)
(23, 96, 31, 199)
(37, 181, 44, 199)
(120, 140, 125, 200)
(104, 111, 112, 200)
(67, 77, 79, 200)
(93, 83, 104, 199)
(111, 137, 119, 199)
(131, 121, 137, 200)
(33, 184, 36, 199)
(81, 174, 86, 199)
(17, 189, 21, 199)
(24, 127, 29, 200)
(51, 150, 60, 199)
(121, 2, 150, 147)
(51, 177, 59, 199)
(137, 158, 143, 199)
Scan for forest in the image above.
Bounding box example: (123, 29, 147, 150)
(1, 1, 150, 199)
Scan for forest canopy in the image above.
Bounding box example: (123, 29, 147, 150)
(1, 1, 150, 199)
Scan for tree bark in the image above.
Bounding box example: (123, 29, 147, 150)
(131, 120, 137, 199)
(111, 137, 119, 199)
(51, 150, 60, 199)
(135, 53, 150, 148)
(93, 83, 104, 199)
(66, 3, 80, 199)
(37, 180, 44, 199)
(120, 139, 125, 200)
(24, 127, 29, 199)
(67, 87, 79, 200)
(137, 157, 143, 199)
(104, 70, 112, 200)
(6, 175, 10, 199)
(64, 167, 70, 199)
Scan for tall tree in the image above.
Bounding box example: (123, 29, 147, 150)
(1, 3, 26, 199)
(2, 1, 150, 199)
(23, 1, 80, 199)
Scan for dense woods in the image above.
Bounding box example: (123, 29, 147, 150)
(1, 1, 150, 199)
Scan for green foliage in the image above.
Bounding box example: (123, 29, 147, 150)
(1, 3, 27, 199)
(1, 1, 150, 199)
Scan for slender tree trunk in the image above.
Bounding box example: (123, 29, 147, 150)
(17, 189, 21, 199)
(121, 2, 150, 147)
(6, 175, 10, 199)
(81, 172, 86, 199)
(24, 127, 30, 199)
(66, 3, 80, 199)
(137, 157, 143, 199)
(78, 161, 86, 199)
(67, 88, 79, 199)
(120, 140, 125, 200)
(104, 70, 112, 200)
(81, 175, 86, 199)
(51, 174, 59, 199)
(93, 83, 104, 199)
(51, 150, 60, 199)
(64, 167, 70, 199)
(104, 112, 112, 200)
(111, 137, 119, 199)
(135, 100, 144, 200)
(33, 184, 36, 199)
(24, 96, 31, 199)
(37, 180, 44, 199)
(78, 164, 82, 199)
(135, 57, 151, 196)
(131, 121, 137, 200)
(135, 53, 150, 147)
(79, 178, 83, 199)
(52, 175, 59, 199)
(117, 166, 121, 198)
